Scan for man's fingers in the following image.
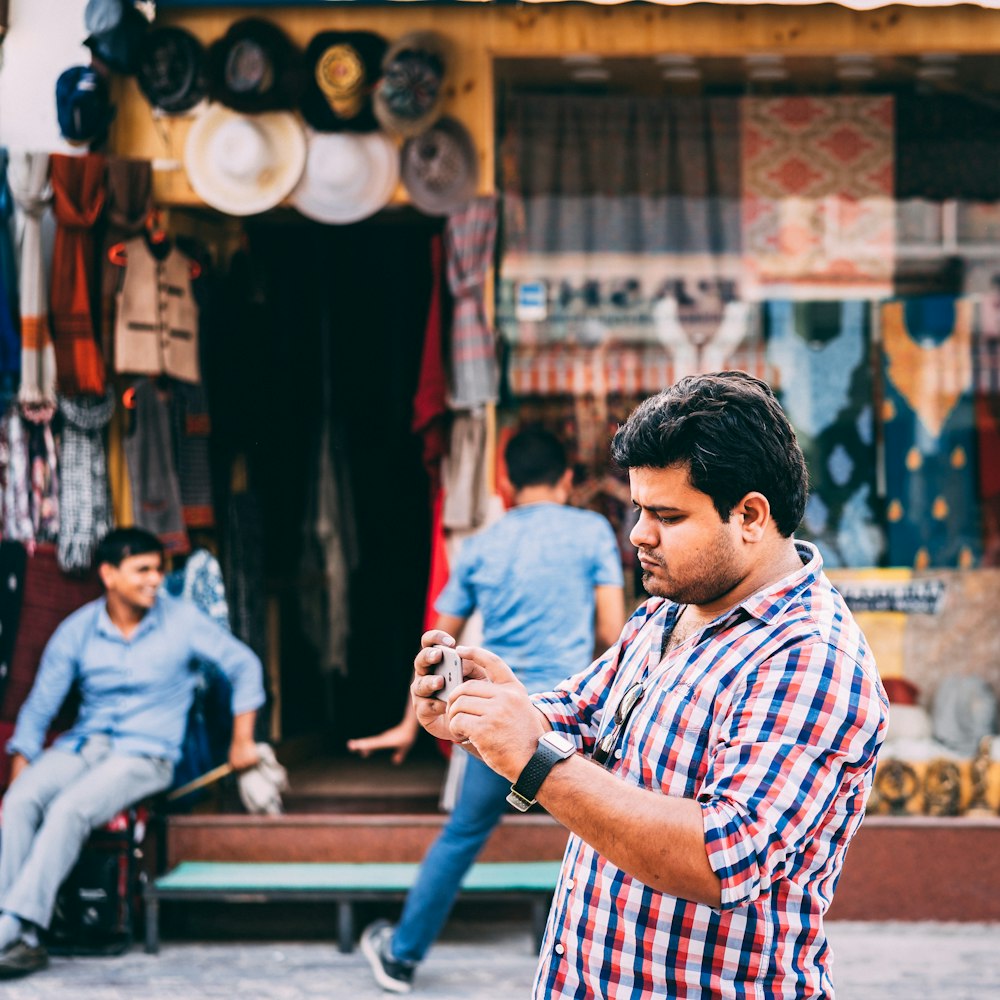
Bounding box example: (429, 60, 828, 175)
(455, 646, 521, 686)
(420, 629, 457, 650)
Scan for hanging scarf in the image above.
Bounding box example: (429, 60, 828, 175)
(57, 390, 115, 572)
(26, 408, 59, 544)
(49, 153, 107, 398)
(0, 150, 20, 410)
(123, 378, 189, 555)
(445, 195, 499, 408)
(8, 152, 55, 409)
(0, 407, 32, 544)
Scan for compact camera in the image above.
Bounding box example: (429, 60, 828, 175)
(431, 645, 464, 701)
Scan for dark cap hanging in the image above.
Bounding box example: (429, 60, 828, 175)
(207, 18, 304, 114)
(137, 26, 208, 115)
(300, 30, 386, 133)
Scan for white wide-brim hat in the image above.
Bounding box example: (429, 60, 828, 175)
(184, 105, 307, 216)
(290, 130, 399, 224)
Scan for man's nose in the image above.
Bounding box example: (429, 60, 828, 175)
(630, 512, 657, 549)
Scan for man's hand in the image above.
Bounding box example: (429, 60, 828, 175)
(228, 738, 259, 772)
(410, 630, 487, 742)
(444, 646, 549, 783)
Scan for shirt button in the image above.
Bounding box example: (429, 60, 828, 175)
(554, 943, 565, 956)
(565, 879, 575, 890)
(614, 749, 623, 759)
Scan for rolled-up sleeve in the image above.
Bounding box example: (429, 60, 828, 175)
(187, 608, 266, 716)
(698, 640, 887, 911)
(7, 616, 82, 762)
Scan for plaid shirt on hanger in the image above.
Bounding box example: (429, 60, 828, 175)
(531, 541, 887, 1000)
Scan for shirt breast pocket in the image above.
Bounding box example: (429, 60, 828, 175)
(650, 684, 715, 796)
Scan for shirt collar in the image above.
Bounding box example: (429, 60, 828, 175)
(96, 597, 163, 641)
(738, 540, 823, 624)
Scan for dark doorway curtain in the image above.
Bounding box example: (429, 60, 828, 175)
(243, 215, 436, 744)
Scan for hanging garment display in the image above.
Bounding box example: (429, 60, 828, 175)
(123, 378, 189, 555)
(880, 296, 981, 569)
(223, 486, 267, 659)
(441, 410, 489, 531)
(49, 153, 107, 397)
(741, 96, 895, 299)
(100, 158, 153, 368)
(57, 390, 116, 572)
(106, 398, 134, 528)
(8, 151, 56, 410)
(445, 196, 498, 408)
(170, 381, 215, 528)
(113, 236, 200, 383)
(765, 300, 884, 567)
(0, 540, 27, 711)
(0, 545, 102, 727)
(411, 233, 450, 482)
(0, 409, 33, 545)
(0, 150, 20, 409)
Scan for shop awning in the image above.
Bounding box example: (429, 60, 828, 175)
(155, 0, 1000, 9)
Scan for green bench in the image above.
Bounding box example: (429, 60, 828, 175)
(143, 860, 562, 954)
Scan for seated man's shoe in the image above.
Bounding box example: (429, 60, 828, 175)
(0, 939, 49, 978)
(360, 919, 415, 994)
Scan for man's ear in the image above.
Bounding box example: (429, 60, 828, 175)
(558, 468, 574, 493)
(98, 563, 115, 590)
(735, 492, 770, 542)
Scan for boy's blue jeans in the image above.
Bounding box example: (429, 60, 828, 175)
(392, 752, 511, 964)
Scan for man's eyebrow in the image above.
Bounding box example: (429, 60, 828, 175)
(631, 500, 684, 512)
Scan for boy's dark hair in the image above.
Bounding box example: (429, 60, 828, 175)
(505, 425, 569, 491)
(611, 371, 808, 537)
(94, 527, 165, 569)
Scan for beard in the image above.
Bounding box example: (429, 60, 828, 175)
(639, 528, 746, 606)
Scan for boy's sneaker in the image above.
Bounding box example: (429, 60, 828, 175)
(360, 920, 416, 994)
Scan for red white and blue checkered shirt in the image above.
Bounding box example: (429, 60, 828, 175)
(531, 542, 887, 999)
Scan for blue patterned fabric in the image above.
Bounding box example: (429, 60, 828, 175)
(765, 300, 885, 567)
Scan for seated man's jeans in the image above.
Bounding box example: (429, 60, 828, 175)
(0, 735, 173, 928)
(392, 751, 511, 965)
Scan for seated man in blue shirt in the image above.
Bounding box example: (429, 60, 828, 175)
(0, 527, 265, 979)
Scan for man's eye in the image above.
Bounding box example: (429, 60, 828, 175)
(657, 515, 681, 524)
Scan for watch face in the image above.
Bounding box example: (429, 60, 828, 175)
(542, 731, 576, 755)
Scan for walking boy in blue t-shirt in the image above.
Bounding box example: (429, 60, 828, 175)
(350, 426, 625, 993)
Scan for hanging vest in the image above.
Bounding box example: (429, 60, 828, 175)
(114, 237, 200, 384)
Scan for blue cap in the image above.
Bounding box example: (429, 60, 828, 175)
(55, 66, 115, 145)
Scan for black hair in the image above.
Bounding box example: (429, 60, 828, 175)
(505, 425, 569, 491)
(94, 527, 165, 569)
(610, 371, 808, 537)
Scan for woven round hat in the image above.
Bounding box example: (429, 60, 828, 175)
(400, 116, 478, 217)
(291, 130, 399, 224)
(184, 105, 306, 216)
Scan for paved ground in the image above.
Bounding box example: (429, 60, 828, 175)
(2, 920, 998, 998)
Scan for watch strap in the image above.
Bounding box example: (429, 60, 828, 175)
(506, 739, 572, 812)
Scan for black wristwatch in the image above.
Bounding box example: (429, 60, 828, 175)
(506, 731, 577, 812)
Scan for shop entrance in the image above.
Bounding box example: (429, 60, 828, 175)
(208, 212, 441, 755)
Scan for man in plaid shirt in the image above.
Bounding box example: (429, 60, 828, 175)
(413, 371, 887, 999)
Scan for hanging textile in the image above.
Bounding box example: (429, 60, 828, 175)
(100, 158, 153, 367)
(411, 233, 451, 482)
(57, 389, 115, 572)
(764, 300, 884, 567)
(106, 396, 135, 527)
(0, 409, 33, 545)
(171, 381, 215, 527)
(223, 486, 267, 659)
(123, 378, 189, 555)
(445, 195, 498, 408)
(0, 150, 20, 409)
(114, 236, 200, 383)
(741, 96, 895, 299)
(500, 95, 748, 394)
(49, 153, 107, 397)
(880, 296, 980, 569)
(441, 410, 489, 531)
(0, 540, 28, 711)
(9, 152, 56, 411)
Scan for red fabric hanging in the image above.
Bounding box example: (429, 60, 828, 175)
(411, 233, 450, 486)
(49, 153, 107, 397)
